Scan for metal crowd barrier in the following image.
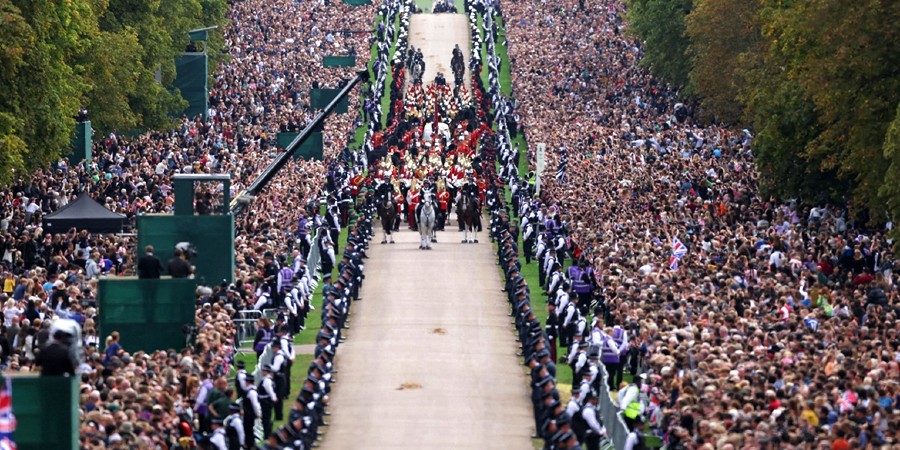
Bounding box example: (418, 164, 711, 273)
(231, 232, 325, 355)
(234, 309, 263, 350)
(597, 363, 633, 450)
(261, 308, 281, 321)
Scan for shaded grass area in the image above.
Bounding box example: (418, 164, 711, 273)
(454, 0, 465, 14)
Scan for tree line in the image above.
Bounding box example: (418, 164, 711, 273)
(0, 0, 227, 184)
(626, 0, 900, 229)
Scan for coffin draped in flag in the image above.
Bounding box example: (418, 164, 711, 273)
(0, 378, 16, 450)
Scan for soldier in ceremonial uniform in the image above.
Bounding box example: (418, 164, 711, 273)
(393, 184, 405, 231)
(456, 173, 479, 231)
(407, 180, 420, 230)
(374, 174, 394, 202)
(437, 180, 450, 230)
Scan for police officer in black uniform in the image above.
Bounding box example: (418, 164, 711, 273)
(262, 252, 281, 307)
(259, 364, 278, 439)
(241, 376, 261, 449)
(223, 403, 243, 450)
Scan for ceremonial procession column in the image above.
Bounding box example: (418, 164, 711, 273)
(321, 6, 533, 449)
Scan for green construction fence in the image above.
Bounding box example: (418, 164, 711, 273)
(97, 278, 197, 353)
(11, 375, 78, 450)
(310, 88, 349, 113)
(277, 131, 324, 161)
(324, 55, 356, 67)
(136, 214, 235, 285)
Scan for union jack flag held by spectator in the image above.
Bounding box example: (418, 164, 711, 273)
(669, 237, 688, 270)
(0, 377, 16, 450)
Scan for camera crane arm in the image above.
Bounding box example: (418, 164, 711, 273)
(230, 70, 369, 216)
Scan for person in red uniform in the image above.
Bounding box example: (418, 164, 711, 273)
(393, 189, 405, 230)
(350, 173, 365, 197)
(407, 187, 420, 230)
(437, 186, 450, 231)
(477, 178, 487, 206)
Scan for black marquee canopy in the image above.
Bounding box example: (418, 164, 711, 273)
(42, 193, 125, 234)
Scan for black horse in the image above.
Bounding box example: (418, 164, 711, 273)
(456, 191, 481, 243)
(376, 193, 398, 244)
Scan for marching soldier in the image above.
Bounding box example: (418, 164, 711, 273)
(392, 182, 405, 230)
(407, 181, 420, 230)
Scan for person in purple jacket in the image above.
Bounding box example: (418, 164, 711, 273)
(567, 259, 594, 316)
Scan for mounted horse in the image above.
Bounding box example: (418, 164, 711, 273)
(376, 192, 397, 244)
(416, 192, 437, 250)
(456, 191, 481, 243)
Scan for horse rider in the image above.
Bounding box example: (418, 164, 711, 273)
(461, 172, 479, 201)
(375, 174, 394, 201)
(457, 173, 479, 231)
(419, 173, 438, 220)
(414, 184, 435, 226)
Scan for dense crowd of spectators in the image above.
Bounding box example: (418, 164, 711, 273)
(502, 0, 900, 448)
(0, 0, 380, 447)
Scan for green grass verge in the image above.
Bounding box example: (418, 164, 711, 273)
(495, 17, 512, 97)
(349, 8, 398, 150)
(414, 0, 431, 12)
(485, 8, 658, 450)
(378, 12, 402, 128)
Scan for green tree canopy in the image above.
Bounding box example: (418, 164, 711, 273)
(626, 0, 693, 90)
(0, 0, 227, 184)
(684, 0, 761, 124)
(628, 0, 900, 225)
